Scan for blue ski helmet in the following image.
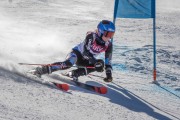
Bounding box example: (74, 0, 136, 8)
(97, 20, 115, 38)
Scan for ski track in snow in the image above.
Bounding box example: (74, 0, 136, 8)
(0, 0, 180, 120)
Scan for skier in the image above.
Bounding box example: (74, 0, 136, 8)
(33, 20, 115, 82)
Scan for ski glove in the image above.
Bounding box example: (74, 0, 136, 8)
(104, 65, 113, 82)
(94, 62, 104, 72)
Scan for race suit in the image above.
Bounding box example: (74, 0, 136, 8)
(50, 31, 113, 73)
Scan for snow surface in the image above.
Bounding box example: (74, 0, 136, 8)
(0, 0, 180, 120)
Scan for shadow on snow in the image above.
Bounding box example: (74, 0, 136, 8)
(106, 82, 179, 120)
(1, 68, 179, 120)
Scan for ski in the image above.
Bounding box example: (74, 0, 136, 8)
(26, 69, 106, 93)
(51, 82, 69, 91)
(73, 80, 107, 94)
(58, 74, 107, 94)
(26, 70, 69, 91)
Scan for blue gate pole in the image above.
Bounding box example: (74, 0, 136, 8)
(153, 0, 156, 81)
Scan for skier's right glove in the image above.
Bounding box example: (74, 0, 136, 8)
(104, 65, 113, 82)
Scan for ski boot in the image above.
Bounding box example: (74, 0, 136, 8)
(63, 71, 79, 81)
(63, 68, 87, 81)
(29, 66, 51, 78)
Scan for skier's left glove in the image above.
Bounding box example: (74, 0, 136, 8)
(103, 65, 113, 82)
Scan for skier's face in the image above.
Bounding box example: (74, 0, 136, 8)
(102, 31, 115, 41)
(102, 35, 111, 41)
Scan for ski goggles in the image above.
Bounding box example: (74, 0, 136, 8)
(103, 31, 115, 38)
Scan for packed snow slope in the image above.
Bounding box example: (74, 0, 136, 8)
(0, 0, 180, 120)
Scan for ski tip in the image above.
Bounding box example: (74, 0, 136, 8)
(53, 83, 69, 91)
(99, 86, 108, 94)
(61, 84, 70, 91)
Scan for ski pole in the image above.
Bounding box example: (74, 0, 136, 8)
(18, 63, 95, 69)
(18, 63, 48, 66)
